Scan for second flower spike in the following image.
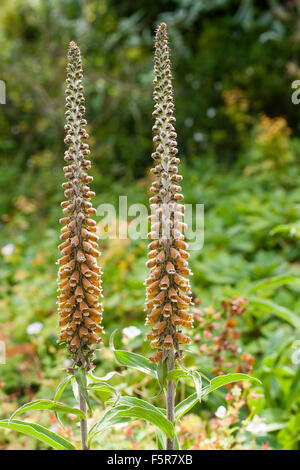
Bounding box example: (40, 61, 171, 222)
(145, 23, 193, 364)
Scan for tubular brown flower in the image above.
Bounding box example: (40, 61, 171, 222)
(57, 41, 103, 370)
(145, 23, 193, 364)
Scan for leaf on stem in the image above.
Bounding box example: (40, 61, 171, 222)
(0, 419, 76, 450)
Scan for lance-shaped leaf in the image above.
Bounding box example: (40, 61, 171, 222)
(10, 399, 85, 421)
(0, 419, 75, 450)
(110, 330, 157, 378)
(175, 373, 261, 422)
(249, 296, 300, 330)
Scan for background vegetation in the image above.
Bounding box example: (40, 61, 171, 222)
(1, 0, 300, 450)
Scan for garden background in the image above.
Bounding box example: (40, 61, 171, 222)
(1, 0, 300, 450)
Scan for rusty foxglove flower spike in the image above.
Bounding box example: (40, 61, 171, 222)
(57, 41, 103, 371)
(145, 23, 193, 364)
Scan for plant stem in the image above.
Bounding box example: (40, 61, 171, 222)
(166, 350, 175, 450)
(79, 370, 89, 450)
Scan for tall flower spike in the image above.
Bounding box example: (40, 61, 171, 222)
(145, 23, 193, 364)
(57, 41, 103, 371)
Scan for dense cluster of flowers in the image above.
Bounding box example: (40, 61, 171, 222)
(145, 23, 193, 363)
(57, 41, 103, 370)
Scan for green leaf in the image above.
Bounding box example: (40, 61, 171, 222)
(88, 405, 135, 444)
(278, 414, 300, 450)
(89, 397, 174, 444)
(71, 377, 79, 402)
(167, 368, 209, 383)
(174, 433, 180, 450)
(87, 382, 115, 391)
(167, 369, 187, 381)
(87, 371, 120, 382)
(53, 375, 75, 427)
(110, 330, 157, 378)
(174, 373, 261, 422)
(204, 373, 261, 395)
(190, 371, 202, 403)
(114, 407, 174, 439)
(87, 383, 116, 402)
(113, 349, 157, 378)
(175, 393, 198, 422)
(270, 223, 300, 236)
(0, 419, 75, 450)
(10, 399, 85, 421)
(167, 369, 204, 402)
(155, 426, 165, 450)
(247, 275, 300, 294)
(286, 366, 300, 409)
(87, 372, 120, 403)
(156, 425, 179, 450)
(74, 367, 92, 411)
(54, 375, 73, 402)
(249, 297, 300, 331)
(109, 396, 166, 417)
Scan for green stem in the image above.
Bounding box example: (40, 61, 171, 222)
(166, 350, 175, 450)
(79, 370, 89, 450)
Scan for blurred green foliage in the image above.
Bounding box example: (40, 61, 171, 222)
(1, 0, 300, 450)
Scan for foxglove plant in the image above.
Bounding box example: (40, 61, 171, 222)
(145, 23, 193, 450)
(57, 41, 104, 449)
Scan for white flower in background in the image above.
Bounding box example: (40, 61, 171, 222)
(232, 385, 242, 398)
(246, 417, 267, 435)
(49, 424, 59, 433)
(115, 422, 128, 430)
(215, 405, 227, 418)
(27, 322, 43, 335)
(206, 107, 216, 118)
(122, 326, 141, 339)
(193, 132, 205, 143)
(1, 244, 15, 256)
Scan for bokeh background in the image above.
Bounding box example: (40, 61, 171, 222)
(1, 0, 300, 450)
